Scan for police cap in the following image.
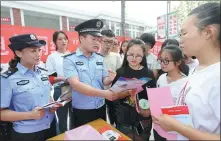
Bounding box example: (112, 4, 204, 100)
(75, 19, 103, 37)
(8, 34, 46, 51)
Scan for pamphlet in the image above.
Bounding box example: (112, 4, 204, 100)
(40, 84, 72, 109)
(110, 77, 151, 93)
(161, 105, 194, 140)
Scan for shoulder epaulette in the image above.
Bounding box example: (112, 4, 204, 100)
(37, 66, 48, 71)
(63, 52, 76, 58)
(95, 52, 104, 57)
(0, 68, 18, 78)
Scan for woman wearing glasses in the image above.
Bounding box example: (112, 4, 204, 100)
(111, 39, 156, 141)
(152, 45, 189, 141)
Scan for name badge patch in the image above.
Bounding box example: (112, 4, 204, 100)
(17, 80, 29, 85)
(75, 62, 84, 65)
(96, 62, 103, 65)
(41, 77, 49, 81)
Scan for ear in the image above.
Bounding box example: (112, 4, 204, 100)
(203, 25, 217, 40)
(15, 50, 22, 58)
(176, 60, 182, 66)
(79, 35, 85, 43)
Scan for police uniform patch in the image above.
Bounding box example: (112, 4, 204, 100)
(96, 62, 103, 65)
(75, 62, 84, 65)
(37, 66, 48, 72)
(63, 52, 76, 58)
(1, 68, 18, 78)
(95, 52, 104, 57)
(17, 80, 29, 85)
(41, 77, 49, 81)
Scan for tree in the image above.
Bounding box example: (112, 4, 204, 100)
(172, 1, 220, 28)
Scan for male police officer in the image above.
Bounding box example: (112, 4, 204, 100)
(63, 19, 118, 128)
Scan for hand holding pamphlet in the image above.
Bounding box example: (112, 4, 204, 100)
(110, 76, 151, 93)
(161, 105, 193, 140)
(40, 83, 72, 109)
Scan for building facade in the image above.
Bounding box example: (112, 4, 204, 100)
(1, 1, 147, 38)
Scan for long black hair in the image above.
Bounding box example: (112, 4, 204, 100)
(159, 45, 189, 76)
(119, 40, 129, 55)
(121, 39, 147, 68)
(52, 31, 69, 50)
(8, 50, 22, 71)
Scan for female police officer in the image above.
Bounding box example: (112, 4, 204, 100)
(0, 34, 56, 141)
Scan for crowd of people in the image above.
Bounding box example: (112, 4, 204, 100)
(0, 2, 220, 141)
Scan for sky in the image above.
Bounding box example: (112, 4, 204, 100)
(44, 1, 180, 26)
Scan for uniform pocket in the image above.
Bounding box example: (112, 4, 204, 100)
(95, 65, 103, 77)
(76, 66, 88, 81)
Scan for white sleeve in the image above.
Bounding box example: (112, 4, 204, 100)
(209, 77, 220, 121)
(116, 54, 122, 70)
(45, 55, 56, 75)
(156, 73, 167, 87)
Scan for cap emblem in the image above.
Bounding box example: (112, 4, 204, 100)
(96, 21, 102, 28)
(30, 34, 36, 40)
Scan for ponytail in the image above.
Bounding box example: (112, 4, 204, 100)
(178, 60, 189, 76)
(8, 55, 20, 70)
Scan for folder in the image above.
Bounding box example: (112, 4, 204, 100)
(146, 87, 177, 140)
(64, 125, 105, 140)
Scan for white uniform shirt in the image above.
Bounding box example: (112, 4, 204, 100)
(103, 52, 122, 89)
(45, 51, 70, 86)
(146, 53, 161, 70)
(157, 73, 188, 104)
(184, 62, 220, 134)
(187, 59, 199, 74)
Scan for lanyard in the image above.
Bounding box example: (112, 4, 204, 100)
(177, 81, 189, 105)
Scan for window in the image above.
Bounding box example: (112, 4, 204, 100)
(111, 22, 115, 31)
(116, 29, 120, 36)
(116, 23, 120, 27)
(23, 10, 60, 30)
(1, 7, 11, 25)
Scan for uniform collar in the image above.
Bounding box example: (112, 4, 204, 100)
(76, 47, 96, 58)
(17, 63, 40, 75)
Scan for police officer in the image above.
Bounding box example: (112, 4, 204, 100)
(63, 19, 118, 128)
(0, 34, 57, 141)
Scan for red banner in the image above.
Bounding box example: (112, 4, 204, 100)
(1, 24, 162, 64)
(1, 24, 79, 63)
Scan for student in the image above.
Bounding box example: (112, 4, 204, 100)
(152, 3, 220, 140)
(111, 39, 156, 141)
(153, 45, 189, 141)
(139, 33, 161, 79)
(111, 37, 120, 53)
(45, 31, 72, 134)
(99, 29, 122, 125)
(119, 40, 129, 61)
(157, 39, 180, 78)
(63, 19, 119, 128)
(99, 29, 122, 77)
(0, 34, 56, 141)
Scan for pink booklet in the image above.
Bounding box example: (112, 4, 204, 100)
(146, 87, 177, 140)
(64, 125, 105, 140)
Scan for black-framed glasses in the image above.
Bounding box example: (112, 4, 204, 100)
(157, 58, 175, 65)
(102, 40, 117, 46)
(127, 54, 143, 59)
